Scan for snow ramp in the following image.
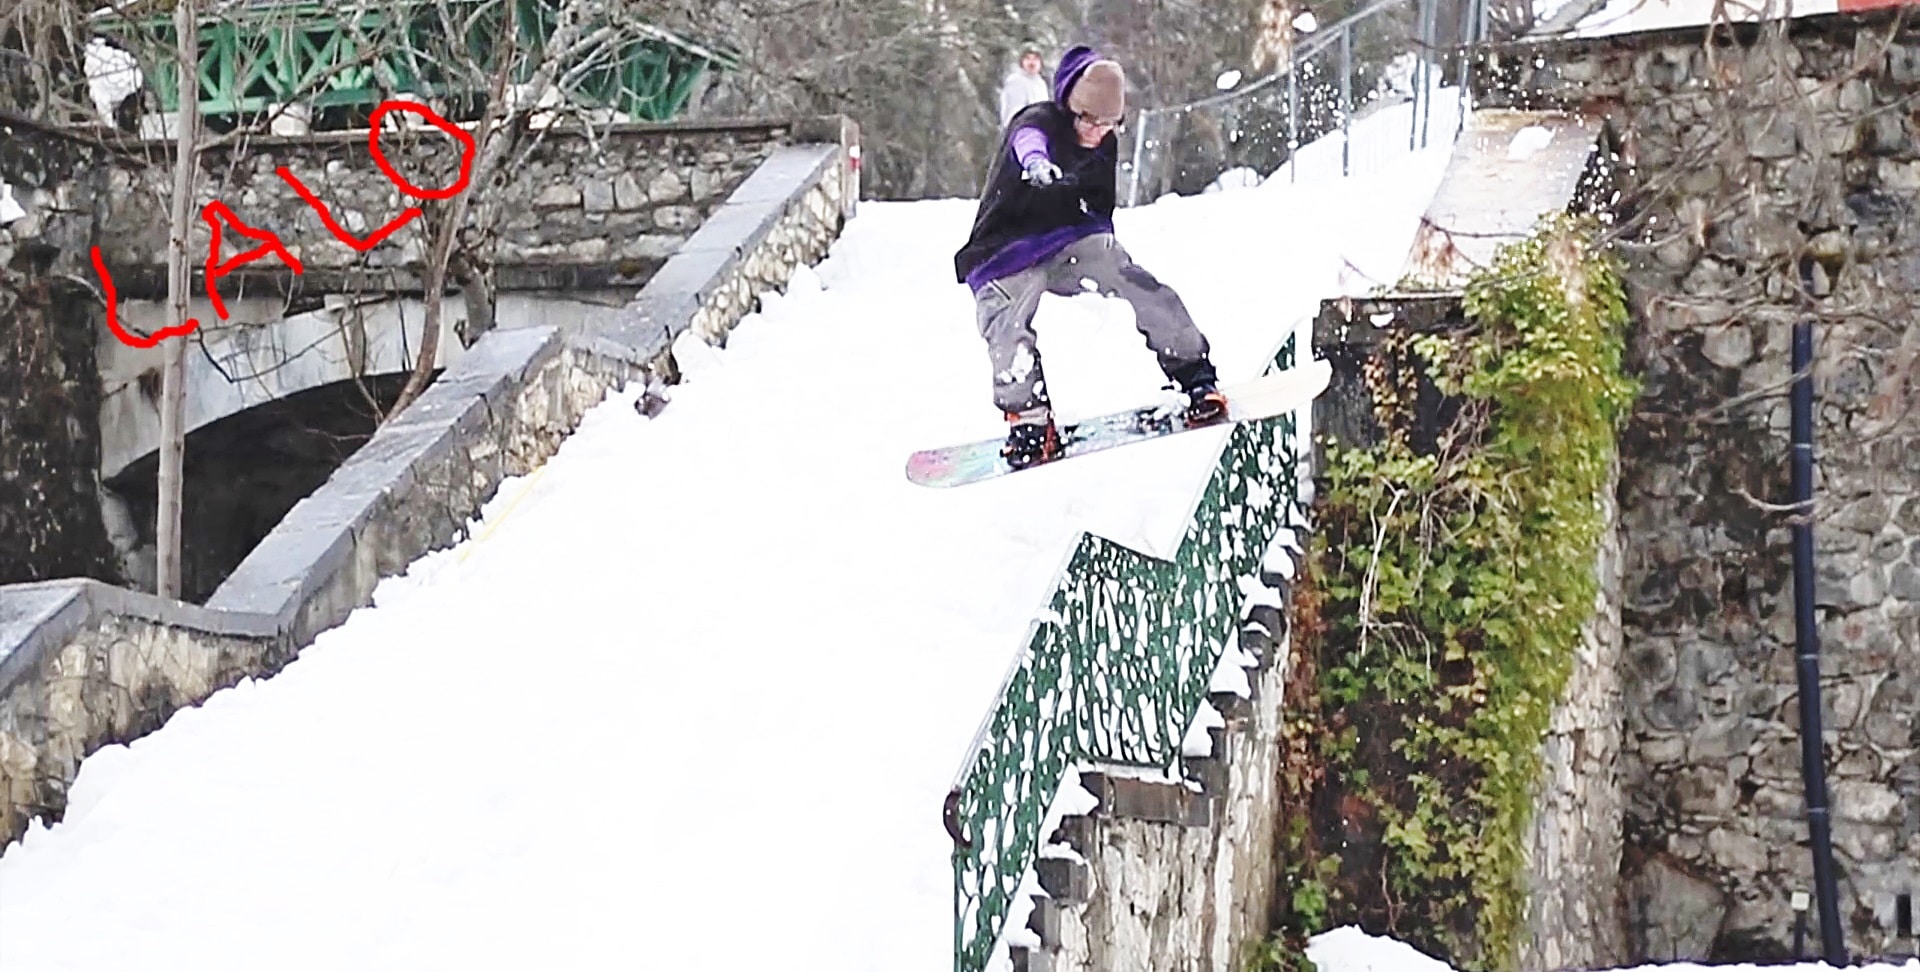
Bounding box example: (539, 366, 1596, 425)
(0, 145, 1454, 970)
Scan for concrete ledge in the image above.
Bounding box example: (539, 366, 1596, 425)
(0, 579, 280, 692)
(207, 325, 561, 626)
(0, 113, 860, 848)
(601, 141, 846, 362)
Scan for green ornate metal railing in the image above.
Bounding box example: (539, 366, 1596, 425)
(93, 0, 737, 125)
(945, 336, 1310, 972)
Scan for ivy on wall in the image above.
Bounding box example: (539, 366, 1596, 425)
(0, 266, 121, 586)
(1255, 215, 1637, 972)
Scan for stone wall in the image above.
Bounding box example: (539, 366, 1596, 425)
(1006, 587, 1296, 972)
(1522, 454, 1630, 972)
(1484, 15, 1920, 961)
(0, 583, 282, 842)
(0, 120, 858, 848)
(0, 122, 120, 588)
(4, 116, 802, 296)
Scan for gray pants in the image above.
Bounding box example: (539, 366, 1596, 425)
(973, 233, 1212, 417)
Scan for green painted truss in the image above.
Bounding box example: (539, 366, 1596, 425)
(946, 336, 1308, 972)
(94, 0, 738, 124)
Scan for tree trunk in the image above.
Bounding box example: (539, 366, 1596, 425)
(386, 213, 453, 418)
(386, 4, 522, 419)
(157, 0, 198, 600)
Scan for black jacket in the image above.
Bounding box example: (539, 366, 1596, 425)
(952, 100, 1119, 286)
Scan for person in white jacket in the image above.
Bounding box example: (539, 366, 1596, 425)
(998, 48, 1050, 127)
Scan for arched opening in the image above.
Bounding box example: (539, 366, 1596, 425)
(104, 372, 418, 603)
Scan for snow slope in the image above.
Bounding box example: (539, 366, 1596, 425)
(0, 141, 1452, 970)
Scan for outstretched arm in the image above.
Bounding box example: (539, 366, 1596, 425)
(1010, 126, 1063, 186)
(1010, 126, 1050, 167)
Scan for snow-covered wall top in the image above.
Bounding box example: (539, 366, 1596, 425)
(1541, 0, 1915, 39)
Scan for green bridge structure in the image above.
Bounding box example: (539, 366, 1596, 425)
(93, 0, 738, 128)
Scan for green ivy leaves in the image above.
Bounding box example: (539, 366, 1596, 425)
(1264, 215, 1637, 972)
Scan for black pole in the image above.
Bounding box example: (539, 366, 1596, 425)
(1791, 256, 1846, 966)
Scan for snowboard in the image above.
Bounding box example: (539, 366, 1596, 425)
(905, 360, 1331, 488)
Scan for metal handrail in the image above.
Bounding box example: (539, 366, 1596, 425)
(1143, 0, 1409, 118)
(1124, 0, 1479, 204)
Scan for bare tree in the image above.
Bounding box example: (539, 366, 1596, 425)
(156, 0, 198, 598)
(7, 0, 718, 595)
(390, 0, 676, 414)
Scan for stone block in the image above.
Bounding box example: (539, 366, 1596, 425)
(453, 327, 561, 384)
(564, 238, 610, 260)
(1833, 820, 1899, 861)
(1640, 732, 1686, 765)
(679, 205, 783, 262)
(1701, 323, 1754, 368)
(532, 184, 581, 209)
(617, 234, 683, 262)
(1627, 856, 1728, 962)
(1035, 857, 1091, 904)
(1026, 896, 1064, 948)
(1705, 824, 1767, 873)
(0, 584, 92, 690)
(689, 167, 722, 201)
(382, 388, 490, 432)
(1051, 813, 1098, 859)
(612, 173, 646, 210)
(1862, 112, 1910, 157)
(646, 168, 688, 203)
(1010, 946, 1055, 972)
(1878, 158, 1920, 190)
(581, 180, 616, 214)
(1081, 772, 1210, 827)
(1744, 116, 1799, 159)
(1889, 44, 1920, 83)
(338, 422, 462, 479)
(653, 205, 701, 232)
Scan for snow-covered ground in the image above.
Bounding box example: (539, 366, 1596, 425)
(0, 130, 1451, 970)
(1196, 78, 1470, 198)
(1310, 926, 1920, 972)
(1271, 80, 1470, 184)
(1549, 0, 1843, 38)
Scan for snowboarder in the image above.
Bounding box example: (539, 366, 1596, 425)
(955, 44, 1226, 470)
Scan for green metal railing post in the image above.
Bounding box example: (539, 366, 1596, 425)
(93, 0, 736, 127)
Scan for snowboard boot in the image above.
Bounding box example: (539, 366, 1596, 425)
(1185, 384, 1229, 424)
(1001, 407, 1061, 469)
(1168, 358, 1227, 425)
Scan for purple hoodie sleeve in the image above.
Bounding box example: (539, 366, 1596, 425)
(1010, 126, 1050, 168)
